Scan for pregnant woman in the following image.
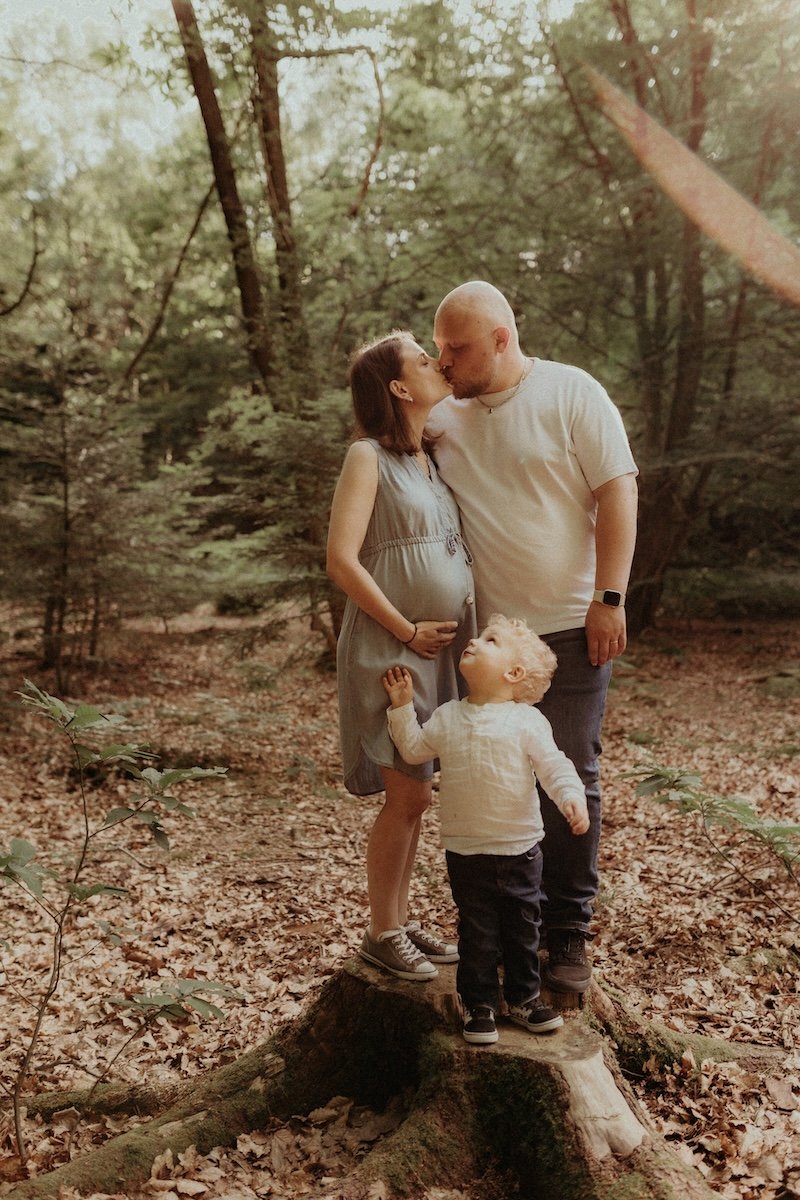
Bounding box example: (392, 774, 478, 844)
(327, 330, 476, 981)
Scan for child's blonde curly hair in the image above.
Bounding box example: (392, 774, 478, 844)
(486, 613, 558, 705)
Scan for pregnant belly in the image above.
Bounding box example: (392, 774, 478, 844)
(372, 546, 473, 621)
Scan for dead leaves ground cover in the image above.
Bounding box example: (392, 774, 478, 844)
(1, 613, 799, 1199)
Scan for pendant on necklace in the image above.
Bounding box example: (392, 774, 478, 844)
(477, 357, 531, 414)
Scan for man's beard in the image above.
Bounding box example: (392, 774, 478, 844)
(448, 370, 494, 399)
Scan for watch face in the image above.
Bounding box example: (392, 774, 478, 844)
(603, 590, 622, 607)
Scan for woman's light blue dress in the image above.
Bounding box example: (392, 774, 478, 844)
(336, 439, 477, 795)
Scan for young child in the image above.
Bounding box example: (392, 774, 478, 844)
(382, 613, 589, 1045)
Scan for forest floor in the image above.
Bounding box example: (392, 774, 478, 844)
(1, 612, 799, 1200)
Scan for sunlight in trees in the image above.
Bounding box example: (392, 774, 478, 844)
(1, 0, 798, 660)
(0, 0, 185, 162)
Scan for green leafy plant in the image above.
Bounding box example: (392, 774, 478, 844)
(74, 980, 243, 1103)
(626, 764, 800, 926)
(1, 681, 228, 1167)
(110, 978, 241, 1022)
(0, 837, 51, 898)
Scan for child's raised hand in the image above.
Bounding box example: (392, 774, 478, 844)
(563, 799, 590, 836)
(382, 665, 414, 708)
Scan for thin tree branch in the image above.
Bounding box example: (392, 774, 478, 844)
(543, 28, 615, 191)
(0, 53, 116, 80)
(1, 207, 39, 317)
(123, 181, 215, 381)
(269, 43, 386, 219)
(347, 49, 384, 219)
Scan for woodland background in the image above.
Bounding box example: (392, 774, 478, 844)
(1, 1, 799, 1198)
(1, 0, 799, 679)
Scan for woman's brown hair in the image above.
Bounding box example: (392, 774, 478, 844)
(348, 330, 435, 455)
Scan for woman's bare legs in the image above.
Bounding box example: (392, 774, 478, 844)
(367, 767, 431, 937)
(397, 812, 423, 929)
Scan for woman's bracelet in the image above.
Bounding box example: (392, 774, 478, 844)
(400, 623, 417, 645)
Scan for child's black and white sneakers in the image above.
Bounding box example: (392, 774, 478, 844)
(359, 928, 438, 981)
(507, 998, 564, 1034)
(462, 1005, 499, 1044)
(404, 920, 459, 963)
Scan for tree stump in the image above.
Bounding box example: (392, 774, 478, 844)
(5, 958, 738, 1199)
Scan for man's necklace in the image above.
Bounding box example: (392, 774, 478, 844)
(475, 357, 532, 413)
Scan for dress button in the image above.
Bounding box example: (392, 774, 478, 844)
(466, 594, 474, 605)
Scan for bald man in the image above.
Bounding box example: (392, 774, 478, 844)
(429, 280, 638, 993)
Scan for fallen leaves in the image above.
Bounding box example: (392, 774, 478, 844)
(132, 1095, 407, 1200)
(600, 620, 800, 1198)
(1, 614, 799, 1198)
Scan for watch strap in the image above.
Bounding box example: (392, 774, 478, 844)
(593, 589, 625, 607)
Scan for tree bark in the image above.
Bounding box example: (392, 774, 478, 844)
(248, 9, 312, 402)
(6, 960, 773, 1200)
(0, 205, 39, 317)
(171, 0, 273, 391)
(41, 393, 71, 685)
(601, 1, 709, 635)
(665, 0, 711, 456)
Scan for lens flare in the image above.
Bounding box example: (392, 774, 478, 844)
(584, 65, 800, 308)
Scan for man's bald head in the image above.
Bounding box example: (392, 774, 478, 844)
(434, 280, 524, 397)
(435, 281, 518, 342)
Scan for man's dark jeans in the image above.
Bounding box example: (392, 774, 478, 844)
(537, 627, 613, 935)
(446, 843, 543, 1010)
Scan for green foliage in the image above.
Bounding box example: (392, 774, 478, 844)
(19, 679, 226, 853)
(662, 567, 800, 622)
(0, 378, 213, 680)
(195, 387, 351, 637)
(0, 837, 50, 898)
(2, 0, 799, 648)
(627, 764, 800, 923)
(110, 978, 241, 1022)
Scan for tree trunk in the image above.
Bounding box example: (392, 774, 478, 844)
(5, 959, 772, 1200)
(248, 9, 314, 407)
(626, 468, 695, 633)
(40, 593, 61, 673)
(88, 577, 101, 658)
(41, 398, 71, 684)
(664, 1, 711, 455)
(171, 0, 273, 391)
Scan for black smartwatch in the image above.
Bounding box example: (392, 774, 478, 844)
(592, 589, 625, 607)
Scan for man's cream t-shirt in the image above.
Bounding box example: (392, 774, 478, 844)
(427, 359, 638, 635)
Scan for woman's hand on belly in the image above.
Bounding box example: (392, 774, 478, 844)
(411, 620, 459, 660)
